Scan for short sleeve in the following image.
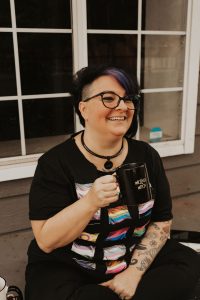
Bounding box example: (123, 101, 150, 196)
(148, 146, 173, 222)
(29, 154, 75, 220)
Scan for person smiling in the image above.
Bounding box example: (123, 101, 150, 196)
(25, 66, 200, 300)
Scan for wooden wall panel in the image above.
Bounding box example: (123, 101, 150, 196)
(196, 104, 200, 136)
(0, 178, 32, 199)
(0, 195, 30, 234)
(166, 164, 200, 198)
(163, 135, 200, 170)
(0, 230, 33, 292)
(172, 193, 200, 231)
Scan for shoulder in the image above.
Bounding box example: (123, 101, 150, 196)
(39, 135, 75, 165)
(34, 136, 78, 180)
(127, 138, 160, 159)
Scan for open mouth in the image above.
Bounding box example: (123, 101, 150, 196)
(107, 116, 127, 121)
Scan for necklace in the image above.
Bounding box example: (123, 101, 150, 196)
(81, 131, 124, 170)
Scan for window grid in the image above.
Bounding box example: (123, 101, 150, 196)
(0, 0, 73, 160)
(85, 1, 188, 146)
(10, 0, 26, 155)
(0, 28, 72, 33)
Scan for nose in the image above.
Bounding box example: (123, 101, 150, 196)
(116, 99, 128, 110)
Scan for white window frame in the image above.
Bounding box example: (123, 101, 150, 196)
(0, 0, 200, 182)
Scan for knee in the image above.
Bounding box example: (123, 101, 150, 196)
(72, 284, 119, 300)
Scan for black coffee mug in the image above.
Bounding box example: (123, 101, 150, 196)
(116, 162, 152, 208)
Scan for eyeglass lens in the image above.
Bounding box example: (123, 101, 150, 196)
(101, 92, 135, 109)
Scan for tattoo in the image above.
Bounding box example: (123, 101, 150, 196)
(151, 222, 160, 230)
(136, 256, 152, 272)
(130, 222, 171, 272)
(145, 232, 157, 239)
(149, 240, 157, 246)
(137, 246, 160, 258)
(163, 225, 170, 235)
(135, 243, 147, 250)
(160, 227, 169, 241)
(160, 233, 168, 241)
(130, 258, 138, 265)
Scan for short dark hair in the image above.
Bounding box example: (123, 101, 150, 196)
(71, 65, 140, 138)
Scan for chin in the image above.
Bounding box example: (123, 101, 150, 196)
(110, 128, 128, 137)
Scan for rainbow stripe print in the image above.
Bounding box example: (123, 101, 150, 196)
(106, 259, 127, 274)
(108, 205, 131, 224)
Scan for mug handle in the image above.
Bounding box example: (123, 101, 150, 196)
(7, 285, 23, 300)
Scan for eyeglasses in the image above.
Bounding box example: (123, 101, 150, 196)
(82, 91, 140, 110)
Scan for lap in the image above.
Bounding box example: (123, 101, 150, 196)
(25, 261, 86, 300)
(70, 284, 119, 300)
(151, 239, 200, 273)
(133, 240, 200, 300)
(25, 240, 200, 300)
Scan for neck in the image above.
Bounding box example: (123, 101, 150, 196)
(83, 129, 124, 156)
(81, 130, 124, 170)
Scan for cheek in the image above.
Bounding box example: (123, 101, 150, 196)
(89, 106, 109, 121)
(128, 110, 135, 120)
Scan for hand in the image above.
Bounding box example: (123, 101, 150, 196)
(85, 175, 119, 209)
(100, 268, 142, 300)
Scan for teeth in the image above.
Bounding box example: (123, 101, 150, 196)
(108, 116, 126, 121)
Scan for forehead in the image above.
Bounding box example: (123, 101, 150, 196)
(87, 75, 125, 95)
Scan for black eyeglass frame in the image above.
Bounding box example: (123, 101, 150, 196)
(82, 90, 140, 110)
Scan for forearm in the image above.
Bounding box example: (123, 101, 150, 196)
(128, 220, 172, 276)
(32, 195, 97, 253)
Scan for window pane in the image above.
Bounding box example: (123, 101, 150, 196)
(15, 0, 71, 28)
(88, 35, 137, 77)
(141, 35, 185, 89)
(139, 92, 182, 143)
(87, 0, 138, 30)
(18, 33, 72, 95)
(142, 0, 187, 31)
(23, 97, 74, 154)
(0, 33, 17, 96)
(0, 0, 11, 27)
(0, 101, 21, 158)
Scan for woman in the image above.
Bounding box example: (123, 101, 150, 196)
(25, 66, 200, 300)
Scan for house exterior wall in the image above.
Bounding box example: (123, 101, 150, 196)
(0, 70, 199, 291)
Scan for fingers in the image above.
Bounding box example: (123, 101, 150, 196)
(100, 174, 117, 184)
(99, 281, 131, 300)
(87, 175, 120, 209)
(103, 184, 119, 194)
(99, 280, 111, 287)
(119, 295, 131, 300)
(97, 175, 119, 192)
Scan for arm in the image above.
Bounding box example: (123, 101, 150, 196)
(101, 219, 172, 299)
(31, 175, 119, 253)
(129, 219, 172, 272)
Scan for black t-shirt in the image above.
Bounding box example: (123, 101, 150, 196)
(28, 135, 172, 279)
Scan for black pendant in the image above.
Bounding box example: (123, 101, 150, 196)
(104, 160, 113, 170)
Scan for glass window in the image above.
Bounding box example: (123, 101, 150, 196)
(142, 0, 187, 31)
(18, 33, 72, 95)
(141, 35, 185, 89)
(15, 0, 71, 28)
(0, 101, 21, 158)
(87, 0, 138, 30)
(0, 33, 17, 96)
(23, 97, 74, 154)
(0, 0, 11, 27)
(139, 92, 182, 143)
(88, 34, 137, 77)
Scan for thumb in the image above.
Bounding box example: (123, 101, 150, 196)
(99, 280, 111, 287)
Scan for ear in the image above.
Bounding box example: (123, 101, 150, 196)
(79, 101, 88, 121)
